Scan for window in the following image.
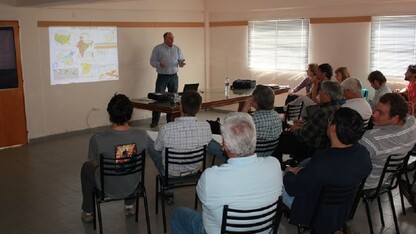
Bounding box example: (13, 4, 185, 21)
(248, 19, 309, 71)
(371, 16, 416, 77)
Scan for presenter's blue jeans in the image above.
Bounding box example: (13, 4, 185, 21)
(171, 207, 205, 234)
(151, 74, 178, 125)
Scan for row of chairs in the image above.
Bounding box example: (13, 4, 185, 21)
(91, 147, 284, 233)
(90, 136, 415, 233)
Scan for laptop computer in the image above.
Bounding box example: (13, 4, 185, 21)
(178, 83, 199, 95)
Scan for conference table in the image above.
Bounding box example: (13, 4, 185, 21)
(131, 85, 289, 120)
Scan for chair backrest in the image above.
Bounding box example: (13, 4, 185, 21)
(310, 178, 366, 230)
(220, 197, 283, 234)
(373, 153, 410, 195)
(164, 145, 207, 180)
(255, 138, 279, 156)
(98, 149, 146, 199)
(285, 102, 304, 122)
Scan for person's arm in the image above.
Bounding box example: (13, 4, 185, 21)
(310, 80, 320, 103)
(196, 170, 208, 204)
(154, 127, 166, 151)
(291, 77, 309, 93)
(240, 97, 255, 113)
(150, 46, 162, 68)
(284, 157, 322, 197)
(87, 135, 99, 161)
(178, 47, 186, 68)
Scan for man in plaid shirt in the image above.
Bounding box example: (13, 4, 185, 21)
(147, 90, 212, 202)
(276, 80, 342, 164)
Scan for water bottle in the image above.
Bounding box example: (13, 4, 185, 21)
(225, 77, 230, 98)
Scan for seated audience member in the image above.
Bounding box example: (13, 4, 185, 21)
(360, 93, 416, 189)
(171, 112, 283, 234)
(396, 64, 416, 116)
(367, 70, 392, 110)
(284, 63, 319, 104)
(147, 90, 212, 202)
(276, 80, 342, 163)
(283, 107, 372, 233)
(285, 63, 334, 118)
(334, 67, 351, 84)
(208, 85, 283, 161)
(341, 77, 372, 121)
(80, 94, 149, 223)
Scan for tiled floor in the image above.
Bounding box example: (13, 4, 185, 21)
(0, 109, 415, 233)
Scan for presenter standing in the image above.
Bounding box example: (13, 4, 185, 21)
(149, 32, 186, 128)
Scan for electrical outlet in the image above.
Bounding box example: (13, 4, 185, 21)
(92, 106, 100, 111)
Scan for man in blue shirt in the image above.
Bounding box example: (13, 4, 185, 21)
(149, 32, 186, 128)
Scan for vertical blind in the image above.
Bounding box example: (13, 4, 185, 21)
(248, 19, 309, 71)
(371, 15, 416, 77)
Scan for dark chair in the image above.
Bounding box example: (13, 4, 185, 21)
(297, 178, 366, 234)
(211, 138, 279, 166)
(255, 138, 280, 157)
(398, 150, 416, 214)
(155, 145, 207, 233)
(278, 102, 304, 130)
(220, 196, 283, 234)
(92, 149, 150, 234)
(361, 153, 409, 234)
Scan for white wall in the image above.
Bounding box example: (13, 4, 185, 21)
(0, 1, 206, 139)
(1, 0, 415, 140)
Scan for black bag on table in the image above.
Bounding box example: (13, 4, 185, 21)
(231, 79, 256, 89)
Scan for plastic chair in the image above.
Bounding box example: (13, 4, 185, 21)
(255, 138, 280, 157)
(155, 145, 207, 233)
(297, 178, 366, 234)
(361, 153, 410, 234)
(210, 138, 279, 166)
(220, 196, 283, 234)
(92, 149, 151, 234)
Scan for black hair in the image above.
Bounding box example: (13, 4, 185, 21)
(379, 93, 409, 122)
(252, 85, 275, 110)
(181, 90, 202, 116)
(107, 93, 133, 125)
(318, 63, 333, 79)
(330, 107, 364, 144)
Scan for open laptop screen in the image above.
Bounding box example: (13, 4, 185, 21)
(179, 83, 199, 95)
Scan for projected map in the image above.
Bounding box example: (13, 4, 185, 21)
(49, 27, 119, 85)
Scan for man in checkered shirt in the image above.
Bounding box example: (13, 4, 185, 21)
(148, 90, 212, 201)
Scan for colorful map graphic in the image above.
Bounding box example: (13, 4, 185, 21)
(49, 27, 119, 85)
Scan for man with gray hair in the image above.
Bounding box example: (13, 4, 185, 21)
(276, 80, 342, 164)
(341, 77, 372, 121)
(171, 112, 283, 233)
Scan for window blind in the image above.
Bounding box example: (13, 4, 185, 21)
(371, 16, 416, 77)
(248, 19, 309, 71)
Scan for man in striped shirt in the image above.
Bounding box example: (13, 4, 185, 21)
(359, 93, 416, 189)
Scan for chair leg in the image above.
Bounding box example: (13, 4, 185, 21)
(388, 190, 400, 234)
(92, 192, 97, 230)
(155, 176, 159, 214)
(135, 196, 139, 222)
(399, 185, 406, 216)
(97, 201, 103, 234)
(363, 198, 374, 234)
(194, 190, 198, 209)
(376, 196, 385, 226)
(142, 189, 152, 234)
(161, 186, 167, 233)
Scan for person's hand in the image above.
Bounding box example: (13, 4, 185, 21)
(179, 59, 186, 68)
(159, 60, 165, 68)
(285, 166, 302, 175)
(240, 97, 255, 113)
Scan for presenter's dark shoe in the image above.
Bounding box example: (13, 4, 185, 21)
(150, 122, 158, 128)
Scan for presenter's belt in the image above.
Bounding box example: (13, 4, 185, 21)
(158, 73, 177, 77)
